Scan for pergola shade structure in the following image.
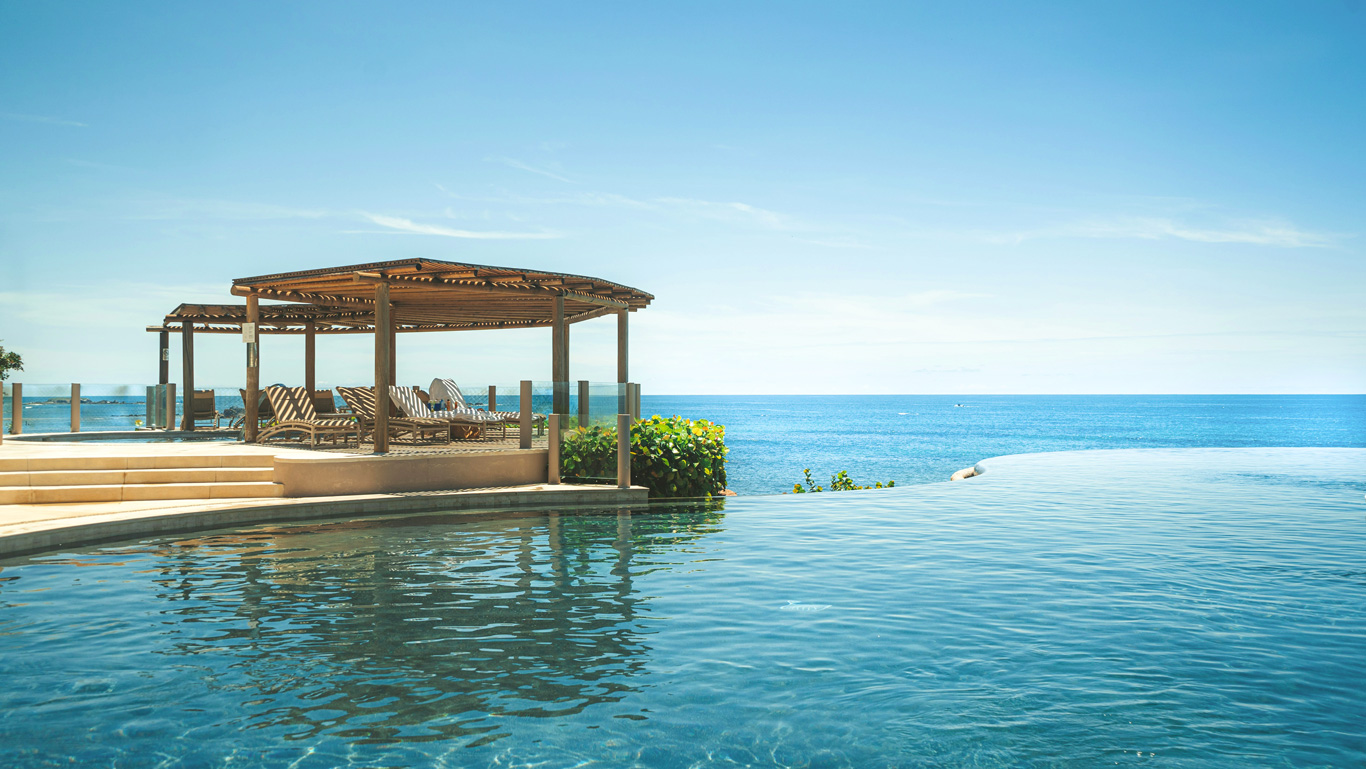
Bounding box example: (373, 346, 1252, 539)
(230, 259, 652, 331)
(160, 259, 653, 451)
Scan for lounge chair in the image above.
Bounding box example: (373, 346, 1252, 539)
(190, 389, 221, 429)
(229, 388, 276, 429)
(336, 386, 451, 445)
(311, 389, 341, 416)
(388, 386, 488, 439)
(429, 378, 544, 437)
(258, 385, 360, 447)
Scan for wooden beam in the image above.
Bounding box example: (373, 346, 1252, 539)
(388, 310, 397, 384)
(245, 295, 260, 443)
(354, 271, 557, 298)
(560, 289, 628, 309)
(304, 321, 316, 396)
(567, 305, 618, 324)
(578, 380, 589, 429)
(519, 380, 532, 449)
(181, 320, 195, 431)
(158, 329, 169, 384)
(374, 281, 391, 453)
(617, 309, 629, 383)
(552, 295, 568, 415)
(617, 309, 629, 415)
(232, 285, 374, 307)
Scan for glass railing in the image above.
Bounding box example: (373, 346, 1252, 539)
(2, 380, 641, 437)
(3, 383, 161, 435)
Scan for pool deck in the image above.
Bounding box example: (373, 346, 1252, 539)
(0, 437, 648, 558)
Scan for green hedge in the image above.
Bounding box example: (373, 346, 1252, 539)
(559, 415, 729, 498)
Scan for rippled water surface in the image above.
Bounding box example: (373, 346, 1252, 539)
(2, 448, 1364, 767)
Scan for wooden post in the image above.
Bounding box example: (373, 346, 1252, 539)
(158, 329, 169, 385)
(9, 382, 21, 434)
(577, 379, 590, 428)
(633, 382, 642, 421)
(519, 380, 532, 449)
(244, 294, 260, 442)
(181, 320, 195, 431)
(488, 385, 497, 412)
(374, 281, 391, 453)
(548, 414, 561, 484)
(552, 295, 568, 415)
(617, 413, 630, 488)
(304, 321, 316, 397)
(388, 313, 397, 384)
(70, 383, 80, 433)
(165, 383, 176, 433)
(617, 309, 629, 414)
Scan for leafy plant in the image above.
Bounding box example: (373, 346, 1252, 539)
(559, 415, 729, 498)
(792, 468, 895, 493)
(559, 424, 619, 480)
(0, 342, 22, 382)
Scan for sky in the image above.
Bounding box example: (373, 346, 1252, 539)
(1, 1, 1363, 394)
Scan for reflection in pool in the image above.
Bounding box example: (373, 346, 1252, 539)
(1, 448, 1364, 767)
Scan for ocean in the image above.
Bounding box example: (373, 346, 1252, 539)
(6, 393, 1363, 497)
(644, 394, 1366, 495)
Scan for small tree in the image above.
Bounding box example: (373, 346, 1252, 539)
(0, 342, 21, 382)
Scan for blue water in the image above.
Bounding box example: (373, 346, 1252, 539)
(1, 447, 1363, 767)
(645, 394, 1366, 494)
(7, 394, 1363, 495)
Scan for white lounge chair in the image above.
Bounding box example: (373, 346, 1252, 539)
(388, 386, 489, 439)
(429, 378, 544, 437)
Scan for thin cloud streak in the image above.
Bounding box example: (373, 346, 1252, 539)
(654, 197, 789, 228)
(2, 111, 87, 127)
(357, 212, 561, 239)
(486, 156, 574, 183)
(998, 216, 1340, 248)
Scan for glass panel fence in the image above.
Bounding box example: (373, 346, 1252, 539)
(1, 380, 639, 436)
(4, 383, 160, 434)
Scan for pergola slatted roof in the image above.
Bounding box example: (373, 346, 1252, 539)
(227, 258, 652, 330)
(152, 259, 651, 334)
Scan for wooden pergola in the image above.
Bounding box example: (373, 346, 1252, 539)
(150, 259, 652, 451)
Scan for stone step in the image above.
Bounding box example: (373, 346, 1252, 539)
(0, 454, 274, 472)
(0, 467, 275, 487)
(0, 481, 284, 505)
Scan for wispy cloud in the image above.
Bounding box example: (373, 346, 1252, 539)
(2, 112, 87, 127)
(64, 158, 141, 173)
(998, 216, 1341, 248)
(125, 199, 330, 221)
(354, 212, 561, 240)
(486, 156, 574, 183)
(791, 236, 875, 249)
(654, 197, 789, 229)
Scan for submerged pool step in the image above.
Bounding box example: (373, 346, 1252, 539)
(0, 481, 284, 505)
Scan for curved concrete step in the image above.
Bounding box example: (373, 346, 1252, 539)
(0, 481, 284, 505)
(0, 467, 274, 487)
(13, 454, 275, 472)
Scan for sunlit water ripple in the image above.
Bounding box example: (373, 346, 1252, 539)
(1, 447, 1363, 767)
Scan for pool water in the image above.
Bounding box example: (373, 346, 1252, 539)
(1, 448, 1363, 767)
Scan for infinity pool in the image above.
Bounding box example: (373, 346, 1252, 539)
(1, 448, 1363, 767)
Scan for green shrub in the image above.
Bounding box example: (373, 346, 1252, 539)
(792, 468, 895, 493)
(559, 415, 729, 498)
(559, 424, 619, 480)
